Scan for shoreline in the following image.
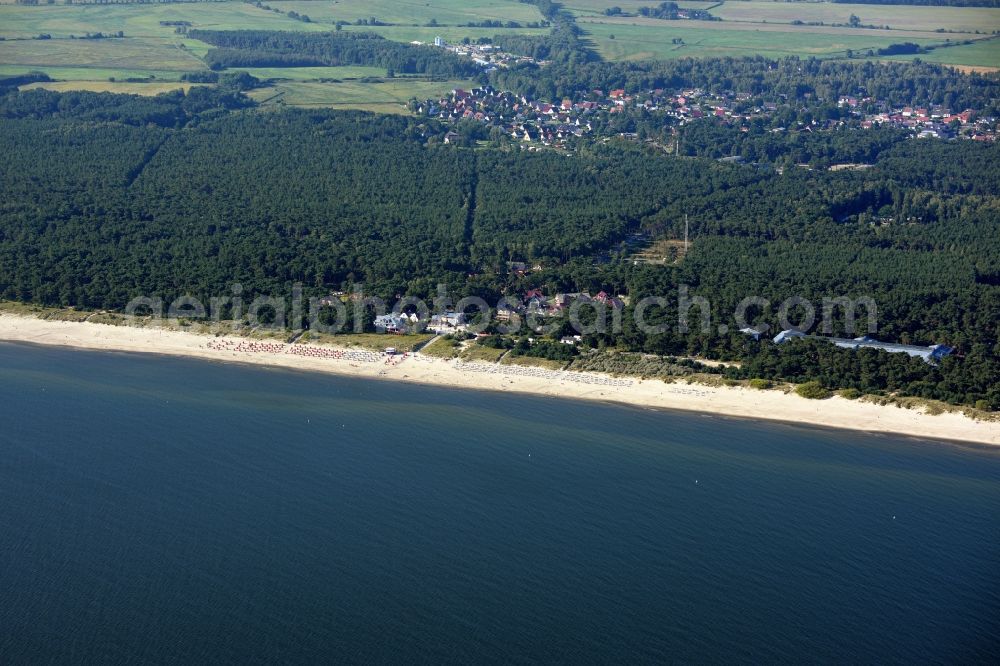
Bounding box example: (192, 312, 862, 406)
(1, 314, 997, 446)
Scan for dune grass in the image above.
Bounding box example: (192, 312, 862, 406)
(501, 354, 567, 370)
(420, 337, 463, 359)
(300, 331, 434, 352)
(460, 344, 507, 363)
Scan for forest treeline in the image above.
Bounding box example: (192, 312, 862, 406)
(189, 30, 482, 76)
(0, 87, 997, 407)
(0, 85, 253, 126)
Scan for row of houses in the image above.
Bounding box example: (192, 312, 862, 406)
(497, 290, 625, 320)
(374, 311, 469, 334)
(373, 290, 626, 333)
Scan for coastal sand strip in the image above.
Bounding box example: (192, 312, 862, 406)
(1, 315, 997, 446)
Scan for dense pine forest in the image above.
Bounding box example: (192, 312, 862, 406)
(0, 82, 997, 407)
(190, 30, 482, 77)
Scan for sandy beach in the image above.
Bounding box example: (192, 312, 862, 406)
(1, 314, 997, 446)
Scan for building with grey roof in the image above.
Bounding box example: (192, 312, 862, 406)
(772, 331, 953, 364)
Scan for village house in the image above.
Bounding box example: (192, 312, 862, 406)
(374, 313, 409, 334)
(495, 303, 522, 323)
(552, 292, 590, 310)
(593, 291, 624, 309)
(428, 311, 467, 332)
(506, 261, 529, 275)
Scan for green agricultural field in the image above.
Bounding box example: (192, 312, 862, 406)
(712, 1, 1000, 35)
(0, 1, 544, 43)
(0, 37, 204, 72)
(571, 0, 999, 66)
(0, 3, 319, 39)
(236, 65, 395, 81)
(0, 2, 544, 88)
(268, 0, 544, 26)
(0, 3, 317, 85)
(246, 77, 477, 112)
(883, 37, 1000, 69)
(579, 19, 954, 61)
(564, 0, 716, 17)
(20, 80, 201, 95)
(565, 0, 1000, 35)
(0, 64, 190, 81)
(337, 24, 549, 45)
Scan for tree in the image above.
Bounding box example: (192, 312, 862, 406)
(796, 381, 832, 399)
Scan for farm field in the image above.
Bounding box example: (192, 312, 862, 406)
(0, 3, 507, 107)
(882, 37, 1000, 69)
(246, 77, 477, 112)
(20, 80, 200, 96)
(712, 1, 1000, 35)
(268, 0, 545, 26)
(0, 3, 545, 87)
(580, 14, 954, 41)
(0, 4, 293, 82)
(0, 37, 204, 72)
(0, 64, 191, 81)
(337, 24, 549, 45)
(580, 19, 951, 61)
(571, 0, 1000, 66)
(235, 65, 394, 81)
(0, 3, 319, 39)
(566, 0, 1000, 35)
(563, 0, 716, 17)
